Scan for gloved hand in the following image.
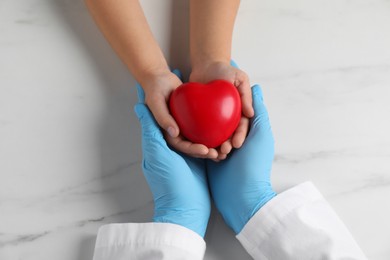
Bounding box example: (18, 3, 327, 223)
(207, 85, 277, 234)
(134, 70, 211, 237)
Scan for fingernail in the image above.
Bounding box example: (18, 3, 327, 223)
(167, 126, 176, 137)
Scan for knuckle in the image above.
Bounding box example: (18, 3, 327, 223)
(238, 70, 249, 80)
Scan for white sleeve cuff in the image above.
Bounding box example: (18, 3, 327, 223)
(236, 181, 367, 259)
(237, 181, 323, 249)
(93, 222, 206, 260)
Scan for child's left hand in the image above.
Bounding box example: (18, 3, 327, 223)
(189, 61, 254, 161)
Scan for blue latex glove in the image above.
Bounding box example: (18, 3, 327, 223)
(134, 70, 211, 237)
(207, 84, 277, 234)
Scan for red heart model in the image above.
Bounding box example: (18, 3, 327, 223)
(169, 80, 241, 148)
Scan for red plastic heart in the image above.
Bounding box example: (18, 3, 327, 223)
(169, 80, 241, 148)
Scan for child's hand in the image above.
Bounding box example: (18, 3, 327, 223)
(189, 61, 254, 160)
(141, 69, 219, 159)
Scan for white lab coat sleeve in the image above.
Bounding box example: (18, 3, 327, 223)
(236, 181, 367, 260)
(93, 222, 206, 260)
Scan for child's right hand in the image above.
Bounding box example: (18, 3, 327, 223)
(140, 69, 219, 159)
(189, 61, 254, 161)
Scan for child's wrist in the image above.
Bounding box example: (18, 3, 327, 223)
(138, 65, 171, 87)
(191, 55, 230, 73)
(190, 59, 230, 82)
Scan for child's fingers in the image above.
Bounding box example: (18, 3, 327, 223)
(206, 148, 219, 159)
(146, 94, 180, 138)
(234, 71, 254, 118)
(165, 134, 210, 158)
(220, 139, 233, 154)
(231, 116, 250, 149)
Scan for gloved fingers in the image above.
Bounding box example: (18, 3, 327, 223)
(136, 83, 146, 103)
(182, 156, 209, 185)
(172, 68, 182, 81)
(251, 85, 271, 129)
(134, 103, 163, 139)
(230, 60, 240, 69)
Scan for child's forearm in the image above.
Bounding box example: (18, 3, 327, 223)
(85, 0, 169, 85)
(190, 0, 240, 68)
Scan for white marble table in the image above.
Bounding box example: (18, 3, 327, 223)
(1, 0, 390, 259)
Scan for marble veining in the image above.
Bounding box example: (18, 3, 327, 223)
(1, 0, 390, 259)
